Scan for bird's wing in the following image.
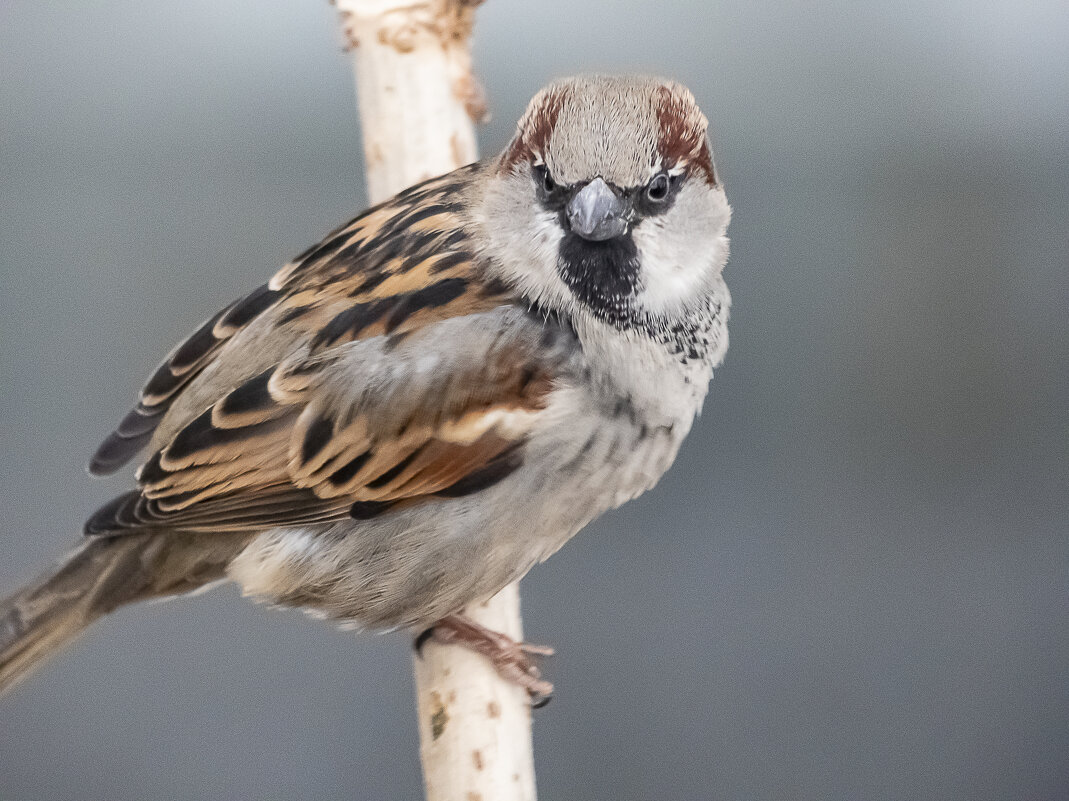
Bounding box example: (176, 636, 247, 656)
(85, 308, 570, 536)
(89, 164, 502, 475)
(84, 164, 578, 536)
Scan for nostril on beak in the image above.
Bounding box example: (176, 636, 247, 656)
(566, 177, 628, 242)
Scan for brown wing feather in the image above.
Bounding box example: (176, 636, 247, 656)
(85, 330, 556, 536)
(84, 164, 573, 537)
(89, 164, 496, 476)
(88, 284, 282, 475)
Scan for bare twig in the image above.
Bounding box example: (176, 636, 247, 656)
(333, 2, 538, 799)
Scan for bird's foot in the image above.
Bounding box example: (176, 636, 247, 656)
(415, 614, 555, 706)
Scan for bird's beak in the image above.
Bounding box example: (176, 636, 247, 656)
(566, 177, 628, 241)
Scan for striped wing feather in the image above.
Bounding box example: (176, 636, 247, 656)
(89, 164, 495, 475)
(84, 165, 563, 536)
(85, 322, 554, 535)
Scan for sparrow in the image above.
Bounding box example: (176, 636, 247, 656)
(0, 75, 731, 700)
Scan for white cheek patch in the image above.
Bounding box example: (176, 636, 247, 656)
(476, 173, 572, 311)
(632, 184, 731, 318)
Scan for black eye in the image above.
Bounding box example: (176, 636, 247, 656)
(534, 164, 556, 193)
(646, 172, 670, 202)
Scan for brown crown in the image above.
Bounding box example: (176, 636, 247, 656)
(499, 84, 571, 172)
(499, 79, 716, 186)
(655, 85, 716, 185)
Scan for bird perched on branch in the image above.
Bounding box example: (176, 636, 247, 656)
(0, 75, 731, 700)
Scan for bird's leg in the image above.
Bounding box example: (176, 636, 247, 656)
(415, 614, 555, 705)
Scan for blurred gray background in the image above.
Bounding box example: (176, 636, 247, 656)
(2, 1, 1066, 799)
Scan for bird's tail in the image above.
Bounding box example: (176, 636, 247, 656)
(0, 532, 239, 695)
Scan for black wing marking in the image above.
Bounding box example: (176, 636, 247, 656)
(88, 283, 281, 475)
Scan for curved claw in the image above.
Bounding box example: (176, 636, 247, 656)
(416, 614, 556, 702)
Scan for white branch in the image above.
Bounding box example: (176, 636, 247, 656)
(337, 0, 487, 201)
(333, 2, 538, 800)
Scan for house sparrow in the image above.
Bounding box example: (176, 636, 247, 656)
(0, 75, 731, 699)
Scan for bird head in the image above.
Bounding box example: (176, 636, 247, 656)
(478, 75, 731, 331)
